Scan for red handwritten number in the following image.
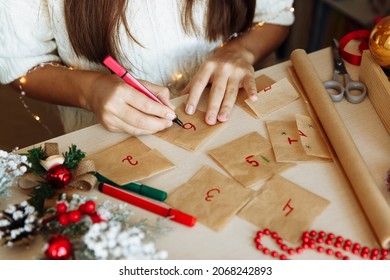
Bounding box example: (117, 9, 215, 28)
(182, 122, 196, 131)
(264, 86, 272, 92)
(245, 155, 259, 167)
(122, 155, 139, 166)
(282, 199, 294, 217)
(287, 137, 298, 144)
(298, 130, 307, 137)
(205, 188, 220, 202)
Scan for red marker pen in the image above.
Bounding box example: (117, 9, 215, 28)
(103, 55, 183, 127)
(98, 182, 196, 227)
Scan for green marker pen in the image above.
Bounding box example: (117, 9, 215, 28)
(95, 173, 167, 201)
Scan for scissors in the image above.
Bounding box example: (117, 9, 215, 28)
(323, 39, 367, 104)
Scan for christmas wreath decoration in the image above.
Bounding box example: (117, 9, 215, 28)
(0, 143, 168, 260)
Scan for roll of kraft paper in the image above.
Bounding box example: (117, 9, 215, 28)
(290, 49, 390, 248)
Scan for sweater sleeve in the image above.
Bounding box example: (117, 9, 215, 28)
(254, 0, 295, 26)
(0, 0, 61, 84)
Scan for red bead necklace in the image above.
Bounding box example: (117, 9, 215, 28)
(254, 229, 390, 260)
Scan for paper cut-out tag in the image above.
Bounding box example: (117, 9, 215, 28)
(266, 120, 332, 162)
(88, 137, 175, 185)
(236, 75, 276, 118)
(154, 104, 224, 151)
(208, 132, 295, 187)
(166, 165, 253, 231)
(244, 77, 299, 119)
(238, 175, 330, 244)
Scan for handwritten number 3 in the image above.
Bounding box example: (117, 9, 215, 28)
(205, 188, 220, 202)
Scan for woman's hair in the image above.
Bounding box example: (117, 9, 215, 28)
(64, 0, 256, 63)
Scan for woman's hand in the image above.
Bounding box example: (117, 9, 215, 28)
(183, 45, 258, 125)
(182, 23, 289, 126)
(86, 74, 177, 135)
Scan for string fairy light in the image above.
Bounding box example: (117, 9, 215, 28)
(17, 62, 72, 137)
(220, 6, 295, 47)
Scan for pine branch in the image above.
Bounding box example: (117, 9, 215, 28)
(27, 182, 56, 216)
(25, 146, 47, 176)
(63, 144, 85, 169)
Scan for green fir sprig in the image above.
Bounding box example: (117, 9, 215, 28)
(27, 182, 56, 216)
(25, 146, 47, 176)
(63, 144, 85, 169)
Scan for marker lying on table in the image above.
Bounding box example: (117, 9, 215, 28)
(103, 55, 183, 127)
(95, 172, 167, 201)
(98, 182, 196, 227)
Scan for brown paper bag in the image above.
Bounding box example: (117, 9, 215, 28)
(166, 165, 254, 231)
(244, 77, 299, 119)
(238, 175, 330, 244)
(88, 137, 175, 185)
(295, 114, 332, 159)
(236, 75, 276, 117)
(266, 120, 332, 162)
(208, 132, 295, 187)
(154, 104, 224, 151)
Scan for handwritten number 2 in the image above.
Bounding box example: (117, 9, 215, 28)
(122, 155, 139, 166)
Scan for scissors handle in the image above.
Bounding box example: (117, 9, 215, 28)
(323, 80, 344, 102)
(345, 80, 367, 104)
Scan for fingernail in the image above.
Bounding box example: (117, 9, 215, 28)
(218, 112, 229, 122)
(250, 94, 258, 101)
(207, 113, 216, 125)
(186, 105, 194, 115)
(166, 113, 176, 120)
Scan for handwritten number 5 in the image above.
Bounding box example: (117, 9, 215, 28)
(245, 155, 259, 167)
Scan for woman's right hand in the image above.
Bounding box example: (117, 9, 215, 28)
(85, 74, 177, 135)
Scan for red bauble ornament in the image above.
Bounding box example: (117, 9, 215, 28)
(45, 235, 72, 260)
(46, 164, 72, 189)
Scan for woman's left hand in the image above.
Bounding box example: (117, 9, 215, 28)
(182, 45, 258, 125)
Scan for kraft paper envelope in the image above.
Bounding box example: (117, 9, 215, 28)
(154, 104, 224, 151)
(236, 75, 276, 118)
(166, 165, 254, 231)
(238, 175, 330, 244)
(244, 77, 300, 119)
(88, 137, 175, 185)
(208, 132, 295, 187)
(266, 120, 332, 162)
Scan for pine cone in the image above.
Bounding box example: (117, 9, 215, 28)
(0, 201, 40, 246)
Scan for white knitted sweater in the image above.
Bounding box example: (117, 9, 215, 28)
(0, 0, 294, 132)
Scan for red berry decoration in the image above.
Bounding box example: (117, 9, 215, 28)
(83, 200, 96, 214)
(46, 164, 72, 189)
(56, 202, 68, 214)
(45, 235, 72, 260)
(68, 210, 82, 223)
(89, 213, 104, 223)
(58, 213, 70, 226)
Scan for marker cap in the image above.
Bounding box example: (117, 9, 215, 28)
(168, 209, 196, 227)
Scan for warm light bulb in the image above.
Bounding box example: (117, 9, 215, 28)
(19, 76, 27, 84)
